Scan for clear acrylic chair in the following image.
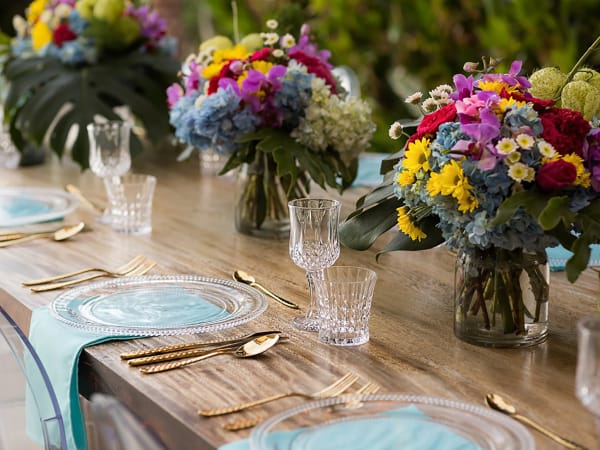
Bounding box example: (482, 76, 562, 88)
(0, 307, 67, 450)
(87, 393, 165, 450)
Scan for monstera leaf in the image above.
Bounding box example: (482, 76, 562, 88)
(2, 51, 179, 169)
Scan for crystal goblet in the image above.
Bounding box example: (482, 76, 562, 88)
(576, 315, 600, 441)
(87, 121, 132, 223)
(288, 198, 340, 331)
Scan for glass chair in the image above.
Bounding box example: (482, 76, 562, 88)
(0, 307, 67, 450)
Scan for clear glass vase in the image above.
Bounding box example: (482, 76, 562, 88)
(234, 153, 309, 239)
(454, 246, 550, 348)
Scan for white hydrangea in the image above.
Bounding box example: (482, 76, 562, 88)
(291, 78, 376, 164)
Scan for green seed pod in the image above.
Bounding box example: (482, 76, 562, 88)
(573, 68, 600, 91)
(239, 33, 264, 52)
(528, 67, 566, 100)
(199, 36, 234, 53)
(561, 80, 600, 121)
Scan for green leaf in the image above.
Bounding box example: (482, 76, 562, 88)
(537, 195, 575, 230)
(339, 197, 403, 250)
(491, 190, 549, 226)
(2, 53, 178, 168)
(566, 236, 593, 283)
(376, 215, 444, 258)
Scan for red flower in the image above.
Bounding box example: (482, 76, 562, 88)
(539, 108, 591, 156)
(289, 50, 337, 94)
(207, 60, 236, 95)
(536, 159, 577, 192)
(408, 103, 457, 143)
(500, 89, 555, 111)
(251, 48, 271, 62)
(52, 23, 77, 48)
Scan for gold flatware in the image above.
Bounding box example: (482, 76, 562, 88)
(140, 334, 280, 375)
(199, 372, 359, 417)
(233, 270, 299, 309)
(485, 393, 588, 450)
(0, 222, 85, 248)
(64, 184, 105, 214)
(23, 255, 147, 286)
(223, 379, 380, 431)
(29, 258, 156, 292)
(122, 330, 284, 363)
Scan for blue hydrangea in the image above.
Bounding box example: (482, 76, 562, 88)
(173, 86, 260, 154)
(273, 64, 312, 129)
(503, 104, 542, 135)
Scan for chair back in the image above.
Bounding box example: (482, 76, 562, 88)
(88, 393, 165, 450)
(0, 307, 67, 449)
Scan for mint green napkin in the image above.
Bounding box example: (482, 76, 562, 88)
(219, 405, 483, 450)
(546, 244, 600, 271)
(353, 153, 388, 187)
(28, 306, 133, 450)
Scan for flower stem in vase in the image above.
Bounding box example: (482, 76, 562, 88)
(454, 247, 550, 348)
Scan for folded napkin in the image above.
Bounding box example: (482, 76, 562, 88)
(27, 307, 134, 450)
(353, 153, 389, 187)
(546, 244, 600, 271)
(219, 405, 483, 450)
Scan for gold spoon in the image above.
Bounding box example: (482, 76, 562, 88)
(140, 334, 280, 374)
(485, 393, 588, 450)
(64, 184, 105, 214)
(0, 222, 85, 248)
(233, 270, 299, 309)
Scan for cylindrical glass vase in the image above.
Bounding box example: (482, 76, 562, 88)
(454, 246, 550, 348)
(234, 153, 308, 239)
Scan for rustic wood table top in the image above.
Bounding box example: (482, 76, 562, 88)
(0, 151, 597, 449)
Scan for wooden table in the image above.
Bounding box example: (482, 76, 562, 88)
(0, 151, 597, 449)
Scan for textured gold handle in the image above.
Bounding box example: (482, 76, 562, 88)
(223, 417, 264, 431)
(30, 272, 105, 292)
(140, 349, 224, 374)
(128, 347, 227, 366)
(23, 267, 100, 286)
(198, 392, 307, 417)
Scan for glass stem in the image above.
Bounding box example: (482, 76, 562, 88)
(305, 269, 324, 321)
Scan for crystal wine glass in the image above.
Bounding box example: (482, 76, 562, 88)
(87, 121, 132, 222)
(288, 198, 340, 331)
(576, 315, 600, 441)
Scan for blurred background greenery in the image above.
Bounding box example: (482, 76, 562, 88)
(2, 0, 600, 152)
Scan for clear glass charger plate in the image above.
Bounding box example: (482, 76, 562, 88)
(250, 393, 534, 450)
(49, 275, 268, 336)
(0, 187, 79, 227)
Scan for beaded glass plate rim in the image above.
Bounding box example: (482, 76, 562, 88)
(0, 187, 79, 227)
(250, 393, 535, 450)
(49, 274, 268, 336)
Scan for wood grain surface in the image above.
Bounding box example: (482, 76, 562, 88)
(0, 150, 597, 449)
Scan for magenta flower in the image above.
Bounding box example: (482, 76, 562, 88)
(126, 5, 166, 42)
(481, 60, 531, 90)
(289, 35, 332, 68)
(453, 107, 502, 170)
(184, 60, 201, 94)
(166, 83, 183, 109)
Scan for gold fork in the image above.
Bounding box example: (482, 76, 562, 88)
(223, 380, 381, 431)
(22, 255, 147, 286)
(29, 258, 156, 292)
(199, 372, 359, 417)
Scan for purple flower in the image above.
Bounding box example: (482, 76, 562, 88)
(584, 128, 600, 192)
(289, 35, 332, 69)
(126, 5, 166, 42)
(453, 107, 501, 170)
(451, 74, 475, 101)
(166, 83, 183, 109)
(481, 60, 531, 90)
(184, 60, 201, 94)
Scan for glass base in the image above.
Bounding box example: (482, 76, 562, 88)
(454, 322, 548, 348)
(293, 315, 319, 332)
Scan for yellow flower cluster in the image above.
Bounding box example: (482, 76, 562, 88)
(427, 160, 479, 213)
(397, 207, 427, 241)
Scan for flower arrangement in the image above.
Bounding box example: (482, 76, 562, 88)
(340, 45, 600, 345)
(1, 0, 179, 168)
(167, 19, 375, 236)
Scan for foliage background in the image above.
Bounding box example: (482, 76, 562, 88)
(2, 0, 600, 153)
